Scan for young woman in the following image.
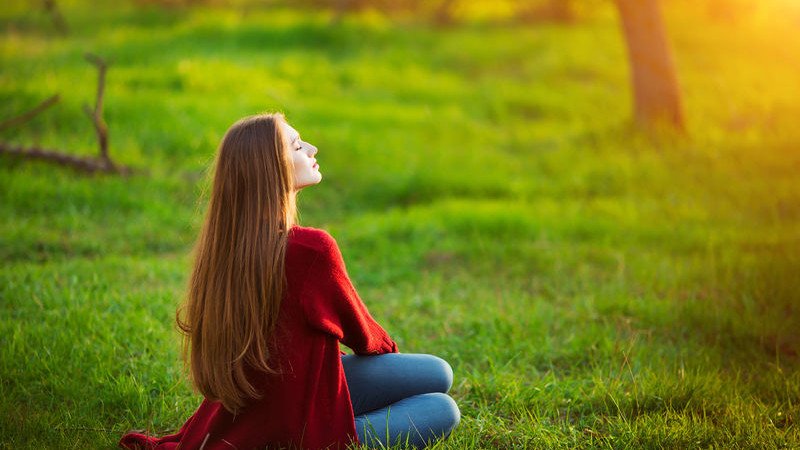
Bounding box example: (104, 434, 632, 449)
(120, 113, 460, 450)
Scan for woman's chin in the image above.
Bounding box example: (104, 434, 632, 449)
(295, 178, 322, 191)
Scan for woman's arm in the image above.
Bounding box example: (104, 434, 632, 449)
(299, 231, 398, 355)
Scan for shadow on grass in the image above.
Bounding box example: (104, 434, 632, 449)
(684, 241, 800, 365)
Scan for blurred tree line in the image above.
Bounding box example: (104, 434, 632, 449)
(294, 0, 588, 25)
(30, 0, 686, 134)
(124, 0, 684, 131)
(130, 0, 596, 25)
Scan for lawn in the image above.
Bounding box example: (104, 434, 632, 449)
(1, 0, 799, 448)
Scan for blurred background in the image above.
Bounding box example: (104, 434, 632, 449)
(1, 0, 799, 448)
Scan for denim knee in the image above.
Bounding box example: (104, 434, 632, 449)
(439, 393, 461, 431)
(426, 355, 454, 394)
(354, 392, 461, 448)
(421, 392, 460, 437)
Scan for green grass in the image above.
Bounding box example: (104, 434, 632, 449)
(2, 1, 799, 448)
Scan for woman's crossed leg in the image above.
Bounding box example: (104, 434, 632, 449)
(342, 353, 460, 449)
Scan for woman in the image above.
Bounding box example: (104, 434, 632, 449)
(120, 113, 460, 450)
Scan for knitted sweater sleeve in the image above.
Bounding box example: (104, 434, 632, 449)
(300, 232, 398, 355)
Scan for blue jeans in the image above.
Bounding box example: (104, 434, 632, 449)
(342, 353, 460, 449)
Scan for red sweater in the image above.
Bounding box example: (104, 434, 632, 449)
(120, 227, 399, 450)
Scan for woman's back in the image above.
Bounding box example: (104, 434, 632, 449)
(122, 227, 398, 449)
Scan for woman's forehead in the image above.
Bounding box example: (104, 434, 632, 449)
(281, 122, 300, 141)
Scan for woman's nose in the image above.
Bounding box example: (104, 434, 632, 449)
(306, 143, 318, 156)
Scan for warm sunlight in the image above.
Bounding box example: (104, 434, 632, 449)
(1, 0, 799, 448)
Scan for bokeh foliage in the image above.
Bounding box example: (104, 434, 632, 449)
(1, 0, 799, 448)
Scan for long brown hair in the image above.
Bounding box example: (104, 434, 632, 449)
(178, 113, 297, 413)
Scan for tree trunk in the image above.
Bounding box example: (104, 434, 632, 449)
(615, 0, 684, 131)
(42, 0, 69, 35)
(517, 0, 575, 24)
(433, 0, 457, 26)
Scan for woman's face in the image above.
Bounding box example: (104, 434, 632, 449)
(282, 121, 322, 190)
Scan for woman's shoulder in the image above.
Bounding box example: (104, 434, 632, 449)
(288, 226, 339, 256)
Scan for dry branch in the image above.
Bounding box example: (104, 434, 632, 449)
(0, 53, 133, 175)
(0, 95, 60, 132)
(83, 53, 110, 163)
(0, 142, 130, 175)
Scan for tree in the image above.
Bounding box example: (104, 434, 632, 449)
(615, 0, 684, 131)
(42, 0, 69, 35)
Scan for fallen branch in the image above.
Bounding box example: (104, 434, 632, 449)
(0, 53, 133, 175)
(0, 95, 60, 132)
(0, 142, 130, 175)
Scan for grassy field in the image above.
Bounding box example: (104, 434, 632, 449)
(2, 1, 800, 448)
